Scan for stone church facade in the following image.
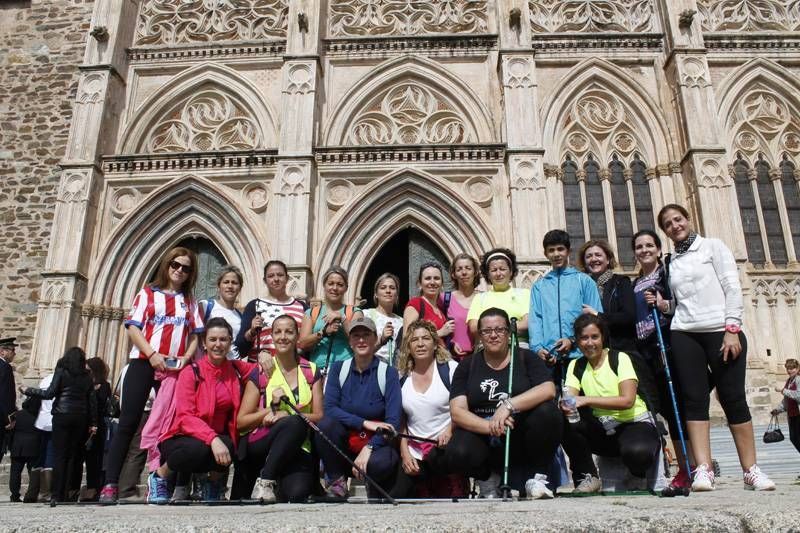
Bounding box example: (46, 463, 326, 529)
(2, 0, 799, 419)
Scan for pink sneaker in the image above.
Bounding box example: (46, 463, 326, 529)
(98, 484, 118, 504)
(743, 465, 775, 491)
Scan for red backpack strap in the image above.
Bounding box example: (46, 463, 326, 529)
(298, 359, 315, 386)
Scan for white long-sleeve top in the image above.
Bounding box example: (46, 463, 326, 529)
(668, 235, 743, 333)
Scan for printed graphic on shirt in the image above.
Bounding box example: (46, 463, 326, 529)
(252, 298, 305, 355)
(479, 378, 508, 402)
(124, 287, 202, 359)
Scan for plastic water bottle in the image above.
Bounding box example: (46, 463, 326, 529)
(562, 386, 580, 424)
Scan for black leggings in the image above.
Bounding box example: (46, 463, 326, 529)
(104, 359, 156, 485)
(52, 413, 88, 502)
(446, 401, 563, 487)
(561, 408, 661, 481)
(159, 435, 234, 473)
(788, 415, 800, 455)
(638, 339, 688, 439)
(243, 416, 315, 502)
(390, 446, 454, 498)
(9, 457, 35, 498)
(671, 331, 750, 424)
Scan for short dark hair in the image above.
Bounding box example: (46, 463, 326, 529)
(543, 229, 571, 251)
(480, 248, 518, 284)
(573, 314, 610, 348)
(204, 317, 233, 339)
(631, 229, 662, 252)
(263, 260, 288, 280)
(477, 307, 511, 330)
(657, 203, 691, 231)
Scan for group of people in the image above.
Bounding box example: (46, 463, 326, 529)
(1, 202, 791, 505)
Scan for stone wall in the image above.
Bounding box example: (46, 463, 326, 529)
(0, 0, 94, 376)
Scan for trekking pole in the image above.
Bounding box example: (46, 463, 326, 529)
(376, 426, 439, 445)
(387, 337, 394, 367)
(321, 320, 337, 377)
(650, 306, 691, 497)
(280, 398, 397, 505)
(499, 318, 517, 501)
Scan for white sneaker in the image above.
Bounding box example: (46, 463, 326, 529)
(691, 464, 715, 492)
(525, 474, 554, 500)
(170, 485, 189, 502)
(476, 472, 501, 498)
(251, 478, 277, 502)
(743, 465, 775, 491)
(574, 473, 602, 494)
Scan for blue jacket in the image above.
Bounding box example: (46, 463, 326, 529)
(323, 357, 402, 449)
(529, 266, 603, 359)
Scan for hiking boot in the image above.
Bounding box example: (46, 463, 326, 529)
(98, 484, 118, 504)
(146, 473, 169, 504)
(743, 464, 775, 491)
(525, 474, 554, 500)
(324, 476, 348, 499)
(170, 485, 189, 502)
(691, 464, 715, 492)
(476, 471, 501, 498)
(251, 479, 277, 503)
(573, 473, 601, 494)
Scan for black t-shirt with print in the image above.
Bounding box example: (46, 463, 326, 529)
(450, 348, 552, 417)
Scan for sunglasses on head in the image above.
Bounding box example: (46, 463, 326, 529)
(169, 260, 193, 274)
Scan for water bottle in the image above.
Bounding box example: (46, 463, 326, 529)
(562, 386, 580, 424)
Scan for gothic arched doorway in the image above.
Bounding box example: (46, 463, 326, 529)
(358, 228, 451, 310)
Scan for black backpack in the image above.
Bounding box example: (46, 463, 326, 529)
(399, 361, 452, 391)
(571, 349, 660, 415)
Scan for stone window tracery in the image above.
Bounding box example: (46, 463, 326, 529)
(528, 0, 655, 33)
(134, 0, 289, 47)
(328, 0, 489, 38)
(697, 0, 800, 32)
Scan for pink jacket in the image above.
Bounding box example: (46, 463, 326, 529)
(159, 357, 255, 447)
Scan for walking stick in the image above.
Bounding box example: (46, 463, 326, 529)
(280, 398, 397, 505)
(499, 318, 518, 501)
(376, 427, 439, 444)
(321, 320, 338, 377)
(650, 306, 691, 497)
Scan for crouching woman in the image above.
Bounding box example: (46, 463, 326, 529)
(147, 317, 252, 503)
(560, 314, 661, 493)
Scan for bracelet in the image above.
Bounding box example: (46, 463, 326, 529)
(147, 350, 156, 359)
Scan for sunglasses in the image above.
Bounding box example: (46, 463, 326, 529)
(169, 260, 193, 274)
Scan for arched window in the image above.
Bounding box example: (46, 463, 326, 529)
(562, 155, 585, 245)
(780, 155, 800, 258)
(584, 154, 607, 242)
(610, 154, 633, 268)
(755, 154, 788, 265)
(733, 155, 766, 265)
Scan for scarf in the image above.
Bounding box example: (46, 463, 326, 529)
(675, 232, 698, 255)
(594, 270, 614, 299)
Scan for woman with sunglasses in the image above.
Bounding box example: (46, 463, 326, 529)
(100, 247, 204, 503)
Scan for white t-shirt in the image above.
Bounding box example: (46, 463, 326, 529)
(200, 299, 242, 360)
(401, 360, 458, 460)
(363, 308, 402, 363)
(34, 373, 54, 432)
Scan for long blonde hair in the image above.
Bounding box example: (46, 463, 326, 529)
(397, 320, 450, 376)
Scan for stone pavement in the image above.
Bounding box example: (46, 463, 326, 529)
(1, 474, 798, 533)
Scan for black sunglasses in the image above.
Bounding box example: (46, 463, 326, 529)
(169, 260, 193, 274)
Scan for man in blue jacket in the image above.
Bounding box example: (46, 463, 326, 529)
(529, 231, 603, 369)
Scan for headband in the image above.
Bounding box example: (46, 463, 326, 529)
(485, 252, 512, 266)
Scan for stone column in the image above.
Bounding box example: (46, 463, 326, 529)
(29, 0, 134, 371)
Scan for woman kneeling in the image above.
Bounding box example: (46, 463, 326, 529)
(148, 318, 251, 503)
(237, 315, 323, 503)
(561, 314, 661, 493)
(447, 308, 562, 499)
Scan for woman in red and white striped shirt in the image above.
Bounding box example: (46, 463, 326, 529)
(100, 246, 203, 503)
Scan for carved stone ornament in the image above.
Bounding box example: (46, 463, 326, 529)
(242, 183, 270, 211)
(697, 0, 800, 32)
(698, 159, 728, 188)
(528, 0, 655, 33)
(328, 0, 489, 37)
(503, 56, 534, 89)
(465, 176, 493, 207)
(78, 73, 107, 104)
(58, 171, 90, 203)
(752, 276, 799, 307)
(110, 187, 142, 216)
(326, 179, 355, 209)
(730, 84, 800, 162)
(347, 84, 474, 145)
(511, 158, 540, 190)
(679, 57, 710, 89)
(145, 89, 262, 153)
(134, 0, 289, 47)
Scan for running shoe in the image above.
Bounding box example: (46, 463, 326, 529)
(661, 466, 691, 497)
(324, 476, 348, 499)
(98, 484, 118, 504)
(573, 473, 602, 494)
(691, 464, 715, 492)
(743, 464, 775, 491)
(251, 479, 277, 503)
(146, 473, 169, 504)
(476, 471, 501, 498)
(170, 485, 189, 502)
(525, 474, 554, 500)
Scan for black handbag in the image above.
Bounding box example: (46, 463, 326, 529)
(763, 414, 785, 443)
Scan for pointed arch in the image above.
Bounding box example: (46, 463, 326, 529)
(717, 58, 800, 167)
(323, 55, 496, 146)
(89, 175, 267, 307)
(541, 58, 673, 166)
(118, 63, 279, 154)
(314, 169, 495, 297)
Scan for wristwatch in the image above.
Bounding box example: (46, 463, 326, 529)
(725, 324, 741, 334)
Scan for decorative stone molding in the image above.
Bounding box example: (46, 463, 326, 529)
(326, 179, 355, 210)
(328, 0, 489, 38)
(110, 187, 142, 217)
(464, 176, 494, 207)
(315, 145, 505, 165)
(510, 158, 542, 190)
(679, 57, 711, 89)
(128, 42, 287, 62)
(145, 89, 262, 153)
(285, 62, 314, 95)
(517, 266, 550, 289)
(242, 183, 270, 212)
(78, 72, 107, 104)
(751, 274, 799, 307)
(276, 160, 312, 196)
(697, 0, 800, 32)
(697, 159, 729, 189)
(530, 34, 662, 51)
(729, 83, 800, 166)
(323, 35, 497, 59)
(103, 151, 279, 173)
(134, 0, 289, 46)
(702, 34, 800, 51)
(58, 171, 92, 203)
(502, 55, 534, 89)
(528, 0, 655, 33)
(346, 83, 474, 146)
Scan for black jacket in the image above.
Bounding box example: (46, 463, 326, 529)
(25, 368, 97, 426)
(0, 358, 15, 421)
(598, 274, 637, 354)
(9, 409, 40, 459)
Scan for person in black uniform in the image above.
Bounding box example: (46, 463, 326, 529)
(0, 337, 19, 464)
